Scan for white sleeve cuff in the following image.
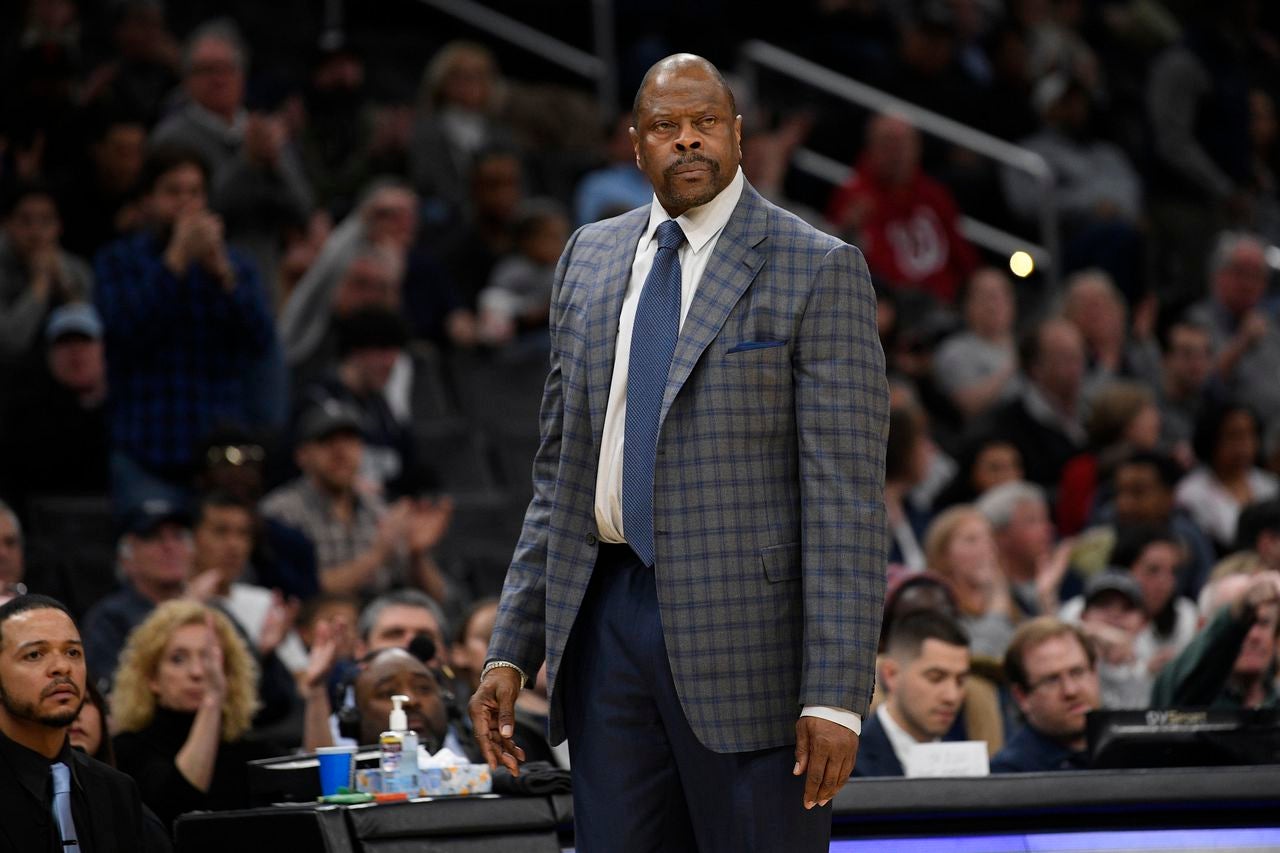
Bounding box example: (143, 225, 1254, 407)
(800, 705, 862, 736)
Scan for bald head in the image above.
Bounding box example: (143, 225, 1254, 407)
(632, 54, 736, 125)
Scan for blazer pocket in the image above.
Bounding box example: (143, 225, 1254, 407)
(726, 339, 788, 354)
(760, 541, 801, 583)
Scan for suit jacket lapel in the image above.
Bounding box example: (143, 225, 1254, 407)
(588, 209, 648, 450)
(659, 182, 769, 426)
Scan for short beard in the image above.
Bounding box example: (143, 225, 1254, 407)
(0, 679, 84, 729)
(659, 153, 723, 211)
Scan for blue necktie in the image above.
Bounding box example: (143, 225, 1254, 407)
(623, 219, 685, 567)
(50, 761, 79, 848)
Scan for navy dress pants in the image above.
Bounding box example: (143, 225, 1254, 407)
(561, 543, 832, 853)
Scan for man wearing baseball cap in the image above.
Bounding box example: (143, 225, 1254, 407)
(80, 499, 193, 689)
(0, 304, 110, 514)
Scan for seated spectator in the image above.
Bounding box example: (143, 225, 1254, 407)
(0, 500, 25, 604)
(69, 680, 115, 766)
(1073, 571, 1151, 709)
(1056, 380, 1162, 535)
(57, 107, 147, 259)
(79, 0, 180, 126)
(1002, 75, 1144, 300)
(355, 589, 449, 668)
(977, 481, 1082, 620)
(303, 589, 460, 751)
(1151, 569, 1280, 710)
(1186, 232, 1280, 423)
(923, 506, 1014, 659)
(885, 404, 934, 571)
(81, 500, 192, 689)
(932, 268, 1020, 422)
(1155, 319, 1215, 464)
(854, 611, 971, 777)
(476, 199, 568, 348)
(1060, 271, 1161, 395)
(1176, 402, 1279, 552)
(826, 113, 979, 303)
(574, 113, 652, 225)
(279, 179, 419, 372)
(977, 318, 1087, 490)
(187, 492, 307, 674)
(410, 41, 515, 218)
(991, 617, 1101, 772)
(1105, 451, 1216, 597)
(260, 402, 452, 600)
(194, 428, 320, 601)
(1237, 499, 1280, 575)
(112, 600, 271, 830)
(933, 434, 1024, 511)
(295, 593, 359, 662)
(297, 33, 399, 218)
(150, 19, 312, 294)
(94, 145, 275, 510)
(297, 307, 420, 497)
(0, 304, 110, 515)
(0, 181, 93, 362)
(349, 648, 479, 759)
(1063, 525, 1198, 703)
(435, 145, 524, 310)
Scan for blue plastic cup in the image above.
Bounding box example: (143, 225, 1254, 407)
(316, 745, 358, 796)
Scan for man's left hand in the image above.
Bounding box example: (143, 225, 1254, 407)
(794, 716, 858, 810)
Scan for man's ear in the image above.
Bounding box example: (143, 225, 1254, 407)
(1010, 684, 1030, 717)
(630, 125, 641, 168)
(880, 656, 900, 696)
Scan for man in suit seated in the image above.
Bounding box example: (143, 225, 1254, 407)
(854, 611, 971, 777)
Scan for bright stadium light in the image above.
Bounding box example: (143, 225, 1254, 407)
(1009, 251, 1035, 278)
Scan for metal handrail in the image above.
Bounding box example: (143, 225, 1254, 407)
(740, 39, 1059, 281)
(413, 0, 615, 112)
(791, 148, 1052, 268)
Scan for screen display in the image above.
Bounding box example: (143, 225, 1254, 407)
(829, 828, 1280, 852)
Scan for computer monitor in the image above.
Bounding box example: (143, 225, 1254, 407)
(1087, 709, 1280, 769)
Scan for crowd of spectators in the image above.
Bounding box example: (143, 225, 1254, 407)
(1, 0, 1280, 840)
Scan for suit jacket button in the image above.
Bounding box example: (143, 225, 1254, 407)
(585, 533, 598, 546)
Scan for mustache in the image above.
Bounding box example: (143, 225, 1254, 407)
(664, 153, 719, 178)
(42, 678, 80, 699)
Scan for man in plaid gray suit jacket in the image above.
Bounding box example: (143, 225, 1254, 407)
(470, 54, 889, 851)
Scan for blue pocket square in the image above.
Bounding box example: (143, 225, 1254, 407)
(727, 339, 788, 354)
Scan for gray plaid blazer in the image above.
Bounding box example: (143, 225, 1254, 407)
(488, 181, 889, 753)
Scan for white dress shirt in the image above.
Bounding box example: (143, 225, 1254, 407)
(876, 702, 936, 772)
(589, 167, 860, 737)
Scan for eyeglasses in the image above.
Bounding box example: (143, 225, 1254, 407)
(1027, 664, 1093, 694)
(206, 444, 265, 467)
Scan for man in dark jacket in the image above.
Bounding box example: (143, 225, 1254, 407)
(991, 617, 1100, 773)
(854, 611, 970, 777)
(0, 594, 166, 851)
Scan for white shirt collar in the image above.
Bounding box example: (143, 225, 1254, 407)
(877, 701, 937, 764)
(642, 166, 745, 255)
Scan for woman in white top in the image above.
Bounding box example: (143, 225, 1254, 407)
(1175, 403, 1279, 550)
(1060, 525, 1199, 691)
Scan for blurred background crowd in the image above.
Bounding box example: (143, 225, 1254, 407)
(1, 0, 1279, 837)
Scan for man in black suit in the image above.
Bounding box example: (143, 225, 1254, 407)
(854, 611, 971, 777)
(0, 594, 162, 851)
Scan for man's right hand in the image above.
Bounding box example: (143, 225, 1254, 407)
(468, 666, 526, 775)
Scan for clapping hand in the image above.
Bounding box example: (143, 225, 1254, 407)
(406, 495, 454, 554)
(202, 613, 228, 708)
(258, 591, 299, 657)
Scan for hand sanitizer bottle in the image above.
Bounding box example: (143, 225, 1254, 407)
(379, 695, 409, 791)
